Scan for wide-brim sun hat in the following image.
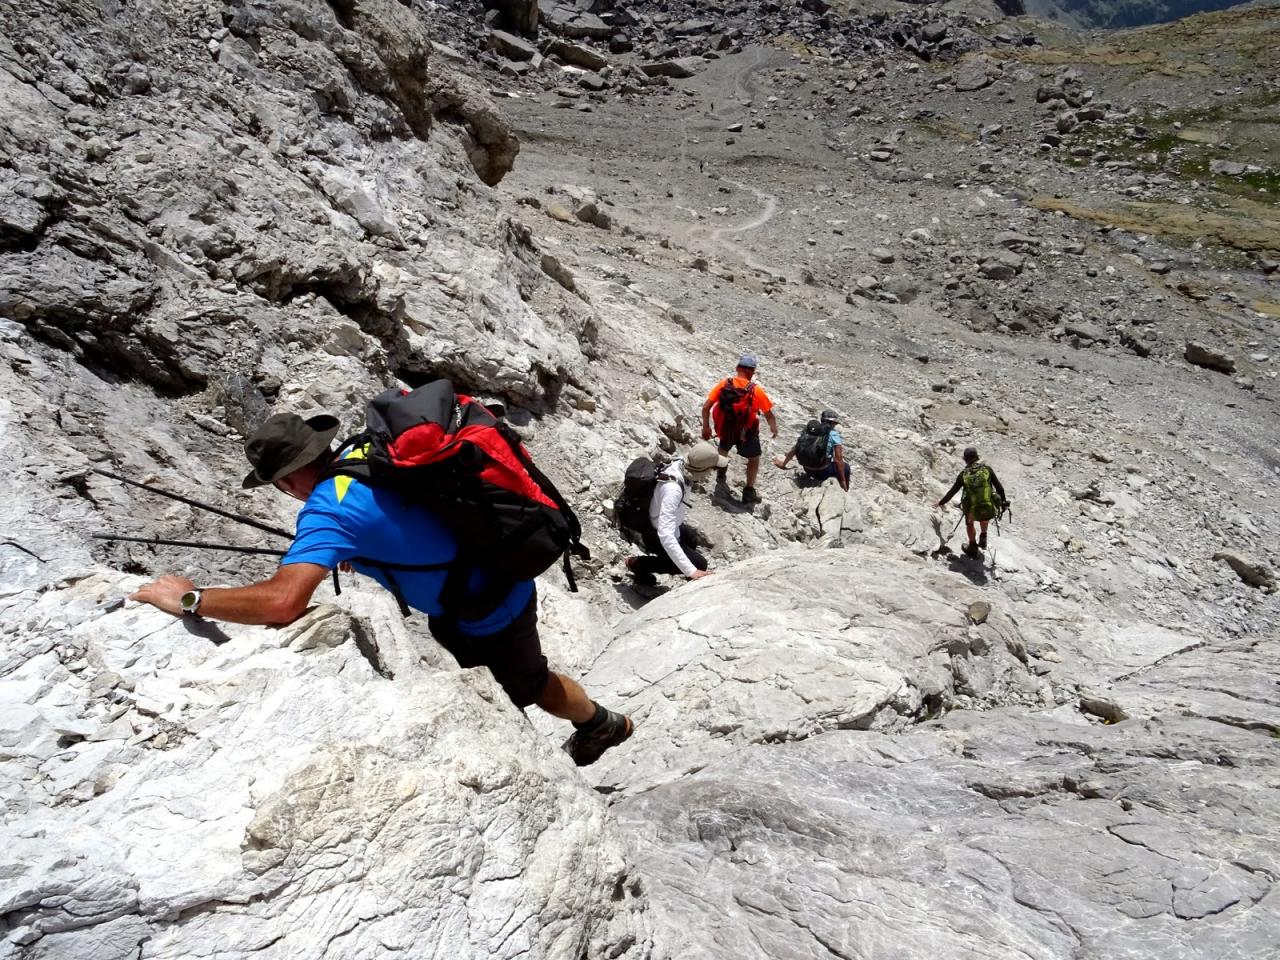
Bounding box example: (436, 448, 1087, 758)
(685, 440, 730, 478)
(242, 413, 340, 488)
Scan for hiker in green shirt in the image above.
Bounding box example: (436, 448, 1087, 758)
(936, 447, 1007, 557)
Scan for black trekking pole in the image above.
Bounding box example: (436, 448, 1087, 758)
(94, 534, 286, 557)
(91, 469, 292, 540)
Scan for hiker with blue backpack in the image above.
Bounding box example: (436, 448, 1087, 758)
(616, 441, 726, 587)
(129, 382, 633, 767)
(772, 409, 850, 491)
(935, 446, 1008, 558)
(700, 354, 779, 505)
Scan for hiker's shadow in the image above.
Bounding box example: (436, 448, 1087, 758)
(711, 485, 756, 515)
(934, 547, 990, 586)
(611, 580, 673, 610)
(181, 617, 233, 646)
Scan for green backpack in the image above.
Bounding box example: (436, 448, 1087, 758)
(961, 464, 1002, 521)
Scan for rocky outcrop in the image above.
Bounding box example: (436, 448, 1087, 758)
(486, 0, 540, 35)
(0, 577, 646, 958)
(0, 0, 564, 411)
(584, 553, 1280, 959)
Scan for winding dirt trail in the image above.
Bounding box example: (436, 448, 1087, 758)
(670, 46, 791, 279)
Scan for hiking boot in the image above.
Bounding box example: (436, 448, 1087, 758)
(715, 467, 728, 486)
(978, 531, 988, 550)
(564, 705, 633, 767)
(623, 556, 658, 587)
(962, 541, 980, 558)
(742, 486, 761, 505)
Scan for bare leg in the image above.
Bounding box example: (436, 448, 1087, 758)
(536, 671, 596, 723)
(965, 514, 977, 546)
(745, 455, 761, 488)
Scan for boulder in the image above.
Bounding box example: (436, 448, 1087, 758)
(541, 253, 576, 292)
(488, 28, 538, 61)
(546, 38, 608, 71)
(670, 19, 716, 37)
(1210, 160, 1249, 177)
(1065, 320, 1107, 343)
(1184, 342, 1236, 374)
(953, 55, 996, 92)
(537, 0, 612, 40)
(1212, 552, 1275, 591)
(979, 251, 1024, 281)
(639, 58, 702, 79)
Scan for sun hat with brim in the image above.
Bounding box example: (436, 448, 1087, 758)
(684, 440, 730, 478)
(736, 353, 758, 370)
(242, 413, 340, 489)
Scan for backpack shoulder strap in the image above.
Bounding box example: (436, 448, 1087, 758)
(320, 436, 374, 483)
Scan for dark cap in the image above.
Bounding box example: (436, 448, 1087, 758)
(242, 413, 340, 489)
(820, 409, 839, 424)
(963, 446, 979, 462)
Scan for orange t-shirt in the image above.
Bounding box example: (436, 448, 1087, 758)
(707, 377, 773, 416)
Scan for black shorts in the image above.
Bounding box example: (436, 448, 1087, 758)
(427, 593, 549, 708)
(719, 427, 762, 459)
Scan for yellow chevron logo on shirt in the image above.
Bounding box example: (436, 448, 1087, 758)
(333, 444, 369, 504)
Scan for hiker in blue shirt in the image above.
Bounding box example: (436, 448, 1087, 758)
(773, 409, 850, 491)
(130, 412, 632, 767)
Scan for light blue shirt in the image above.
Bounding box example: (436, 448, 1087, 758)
(826, 427, 843, 459)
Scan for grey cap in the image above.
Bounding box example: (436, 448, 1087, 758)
(963, 446, 979, 462)
(242, 413, 340, 489)
(736, 353, 758, 369)
(820, 409, 839, 424)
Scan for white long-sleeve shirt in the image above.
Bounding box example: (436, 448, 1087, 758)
(649, 459, 697, 576)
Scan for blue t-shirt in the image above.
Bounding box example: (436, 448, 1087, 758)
(281, 474, 534, 636)
(826, 427, 843, 460)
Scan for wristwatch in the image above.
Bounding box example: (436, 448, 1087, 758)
(180, 589, 202, 615)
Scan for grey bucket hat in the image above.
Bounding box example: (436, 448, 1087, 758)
(242, 413, 340, 489)
(685, 440, 730, 478)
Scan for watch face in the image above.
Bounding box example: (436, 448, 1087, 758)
(181, 591, 198, 612)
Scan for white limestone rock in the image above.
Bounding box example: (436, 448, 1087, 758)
(0, 578, 647, 960)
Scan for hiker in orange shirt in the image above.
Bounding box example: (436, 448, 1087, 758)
(700, 354, 778, 505)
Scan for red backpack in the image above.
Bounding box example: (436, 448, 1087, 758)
(323, 380, 588, 618)
(714, 378, 758, 442)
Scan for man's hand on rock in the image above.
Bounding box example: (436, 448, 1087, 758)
(701, 424, 712, 441)
(129, 574, 196, 617)
(773, 455, 788, 469)
(688, 569, 713, 580)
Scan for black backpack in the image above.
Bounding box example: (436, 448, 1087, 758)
(795, 420, 833, 469)
(323, 380, 589, 619)
(715, 379, 757, 443)
(615, 457, 679, 546)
